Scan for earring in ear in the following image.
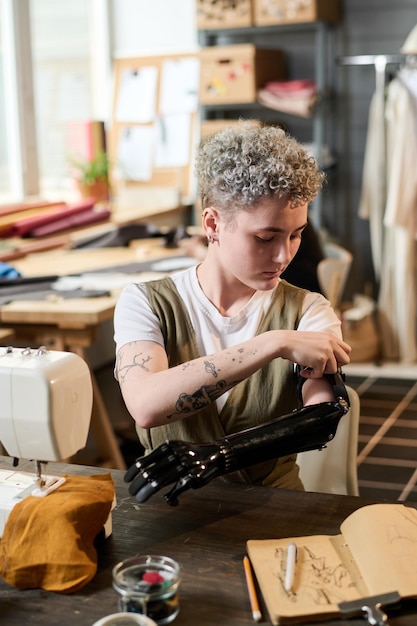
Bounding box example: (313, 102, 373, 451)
(207, 235, 214, 244)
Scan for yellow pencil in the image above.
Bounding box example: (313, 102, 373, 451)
(243, 556, 262, 622)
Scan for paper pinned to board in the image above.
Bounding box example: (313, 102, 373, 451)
(117, 126, 155, 181)
(116, 67, 158, 123)
(159, 57, 199, 114)
(155, 114, 191, 168)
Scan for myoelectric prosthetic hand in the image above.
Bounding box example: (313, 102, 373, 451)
(125, 370, 350, 505)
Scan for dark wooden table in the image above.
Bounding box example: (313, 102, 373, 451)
(0, 456, 416, 626)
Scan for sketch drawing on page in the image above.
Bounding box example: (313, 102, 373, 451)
(273, 544, 354, 604)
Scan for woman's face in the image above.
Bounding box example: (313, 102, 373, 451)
(214, 196, 309, 291)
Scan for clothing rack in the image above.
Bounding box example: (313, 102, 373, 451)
(337, 53, 417, 211)
(338, 54, 417, 100)
(337, 53, 417, 362)
(338, 53, 406, 65)
(337, 53, 417, 215)
(336, 55, 407, 232)
(338, 54, 410, 107)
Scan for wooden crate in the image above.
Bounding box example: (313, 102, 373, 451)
(197, 0, 253, 29)
(199, 44, 286, 104)
(253, 0, 341, 26)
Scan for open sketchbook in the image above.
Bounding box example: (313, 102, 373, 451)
(247, 503, 417, 625)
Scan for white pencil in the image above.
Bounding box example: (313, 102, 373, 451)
(284, 542, 298, 592)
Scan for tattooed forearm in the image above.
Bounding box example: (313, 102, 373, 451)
(117, 351, 152, 384)
(167, 378, 240, 419)
(171, 380, 227, 416)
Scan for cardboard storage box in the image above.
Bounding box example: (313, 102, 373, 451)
(199, 44, 286, 104)
(197, 0, 253, 29)
(254, 0, 341, 26)
(200, 119, 242, 139)
(200, 118, 283, 139)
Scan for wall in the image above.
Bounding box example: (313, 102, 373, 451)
(110, 0, 417, 299)
(111, 0, 198, 56)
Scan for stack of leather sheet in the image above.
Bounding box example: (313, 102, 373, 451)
(0, 199, 110, 239)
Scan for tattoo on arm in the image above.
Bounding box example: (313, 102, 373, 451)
(167, 379, 239, 419)
(204, 360, 219, 378)
(117, 351, 152, 384)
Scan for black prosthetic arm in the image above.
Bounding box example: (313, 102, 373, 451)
(125, 369, 350, 505)
(217, 400, 349, 473)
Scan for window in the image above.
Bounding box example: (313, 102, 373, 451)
(31, 0, 93, 197)
(0, 0, 110, 203)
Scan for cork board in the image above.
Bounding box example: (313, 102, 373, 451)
(109, 53, 200, 204)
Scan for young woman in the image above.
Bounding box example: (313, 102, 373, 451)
(114, 120, 351, 491)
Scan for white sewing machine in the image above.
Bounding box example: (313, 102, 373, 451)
(0, 345, 94, 535)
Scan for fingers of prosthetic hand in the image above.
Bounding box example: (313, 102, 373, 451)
(129, 478, 159, 503)
(124, 440, 224, 504)
(125, 444, 184, 503)
(124, 443, 169, 482)
(163, 460, 224, 506)
(164, 476, 195, 507)
(130, 456, 184, 502)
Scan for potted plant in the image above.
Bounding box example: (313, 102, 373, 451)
(71, 151, 111, 202)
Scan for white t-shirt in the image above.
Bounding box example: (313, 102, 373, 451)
(114, 265, 342, 360)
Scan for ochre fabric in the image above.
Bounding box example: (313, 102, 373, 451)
(138, 277, 306, 490)
(0, 473, 115, 593)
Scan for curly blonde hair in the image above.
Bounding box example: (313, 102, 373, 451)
(195, 120, 325, 218)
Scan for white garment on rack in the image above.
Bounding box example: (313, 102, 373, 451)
(380, 70, 417, 362)
(360, 68, 417, 362)
(384, 70, 417, 236)
(358, 90, 386, 281)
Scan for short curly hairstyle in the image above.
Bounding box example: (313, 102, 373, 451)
(195, 120, 325, 218)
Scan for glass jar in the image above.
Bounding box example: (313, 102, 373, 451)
(92, 613, 157, 626)
(112, 555, 180, 625)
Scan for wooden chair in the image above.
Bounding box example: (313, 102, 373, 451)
(297, 386, 360, 496)
(317, 242, 353, 310)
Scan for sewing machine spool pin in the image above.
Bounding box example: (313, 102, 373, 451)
(339, 591, 401, 625)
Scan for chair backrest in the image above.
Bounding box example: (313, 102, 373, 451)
(297, 385, 360, 496)
(317, 242, 353, 309)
